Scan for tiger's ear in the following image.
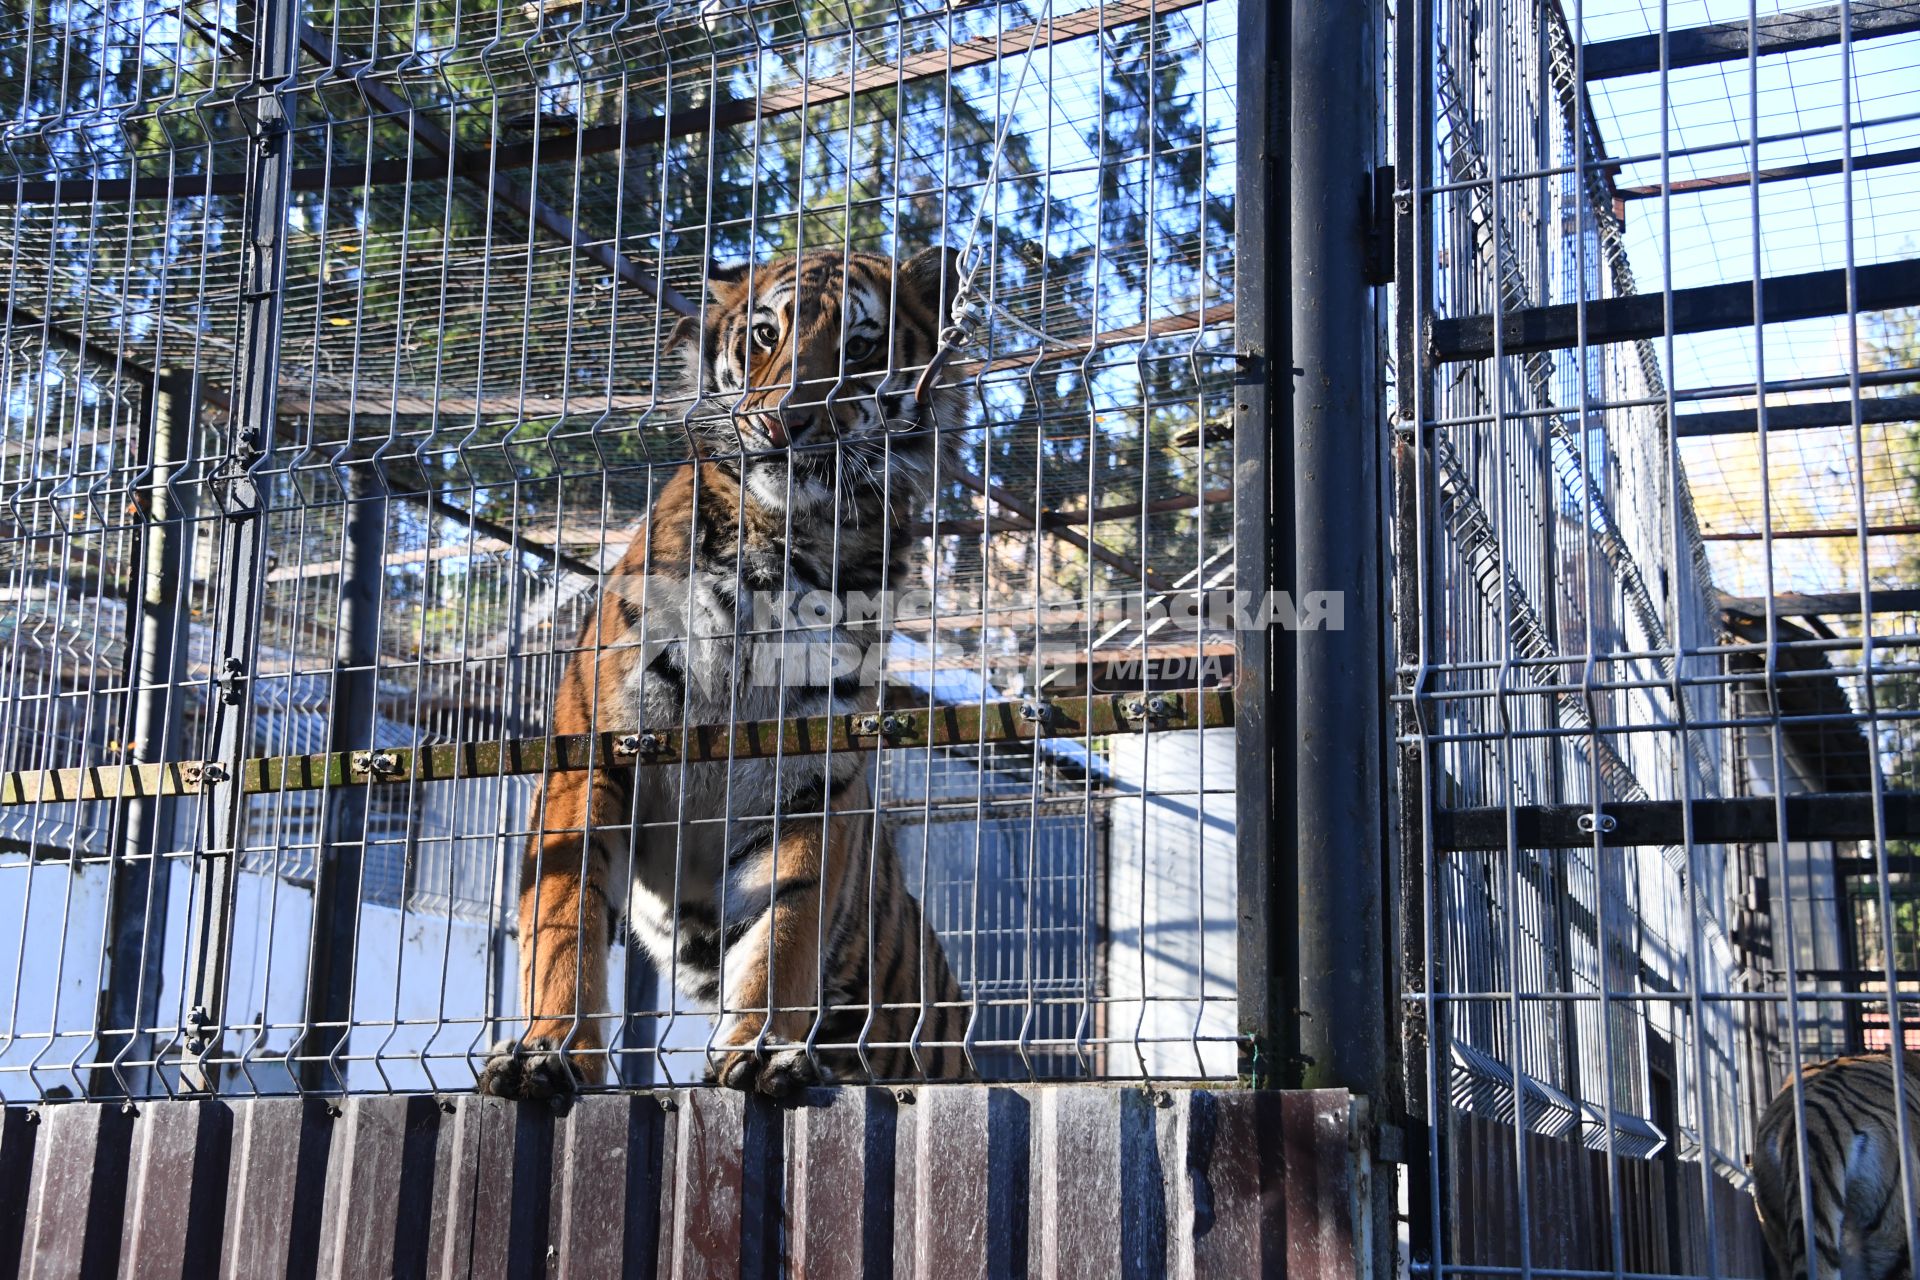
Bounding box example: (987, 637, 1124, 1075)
(705, 261, 751, 308)
(898, 246, 964, 326)
(666, 262, 750, 351)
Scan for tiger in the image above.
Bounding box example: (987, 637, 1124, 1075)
(476, 246, 975, 1100)
(1753, 1053, 1920, 1279)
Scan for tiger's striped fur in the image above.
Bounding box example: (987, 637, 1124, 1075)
(477, 247, 973, 1099)
(1753, 1053, 1920, 1280)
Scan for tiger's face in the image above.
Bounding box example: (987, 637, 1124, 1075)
(668, 246, 970, 517)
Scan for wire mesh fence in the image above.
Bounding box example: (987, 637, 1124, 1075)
(1399, 0, 1920, 1273)
(0, 0, 1243, 1100)
(14, 0, 1920, 1268)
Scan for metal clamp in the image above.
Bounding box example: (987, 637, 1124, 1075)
(182, 761, 229, 790)
(1121, 694, 1181, 726)
(218, 657, 247, 706)
(1018, 699, 1052, 725)
(613, 731, 666, 759)
(851, 712, 915, 740)
(350, 750, 402, 777)
(1576, 812, 1617, 835)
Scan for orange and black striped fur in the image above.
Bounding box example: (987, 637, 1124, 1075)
(1753, 1053, 1920, 1280)
(478, 247, 973, 1099)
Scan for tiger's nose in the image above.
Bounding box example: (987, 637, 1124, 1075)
(764, 407, 813, 447)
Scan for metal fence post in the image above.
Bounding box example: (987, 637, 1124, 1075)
(1234, 0, 1296, 1089)
(1291, 0, 1387, 1103)
(181, 0, 299, 1092)
(1291, 4, 1392, 1272)
(91, 369, 198, 1098)
(302, 468, 386, 1091)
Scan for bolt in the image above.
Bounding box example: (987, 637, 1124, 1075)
(547, 1244, 559, 1266)
(1145, 695, 1175, 719)
(1123, 697, 1148, 721)
(440, 1098, 457, 1114)
(658, 1095, 679, 1113)
(895, 1088, 915, 1104)
(879, 713, 908, 737)
(1018, 700, 1051, 725)
(184, 1037, 205, 1054)
(613, 732, 663, 757)
(352, 750, 400, 776)
(853, 714, 882, 736)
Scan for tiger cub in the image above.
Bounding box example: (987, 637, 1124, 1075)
(477, 247, 973, 1100)
(1753, 1053, 1920, 1279)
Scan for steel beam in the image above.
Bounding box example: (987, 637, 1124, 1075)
(1432, 793, 1920, 849)
(1720, 588, 1920, 615)
(1430, 257, 1920, 361)
(1582, 0, 1920, 80)
(1676, 392, 1920, 436)
(1616, 144, 1920, 200)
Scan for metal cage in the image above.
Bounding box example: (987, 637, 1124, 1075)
(0, 0, 1244, 1101)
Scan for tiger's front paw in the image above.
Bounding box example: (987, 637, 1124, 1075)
(477, 1035, 598, 1100)
(707, 1041, 824, 1100)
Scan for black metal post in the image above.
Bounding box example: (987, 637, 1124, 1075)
(1290, 0, 1387, 1108)
(1234, 0, 1295, 1089)
(91, 369, 197, 1098)
(302, 468, 386, 1091)
(1293, 3, 1391, 1272)
(182, 0, 298, 1092)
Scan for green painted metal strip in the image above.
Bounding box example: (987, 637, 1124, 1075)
(0, 692, 1235, 807)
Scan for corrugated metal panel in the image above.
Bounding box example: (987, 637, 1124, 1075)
(1443, 1111, 1766, 1275)
(0, 1087, 1363, 1279)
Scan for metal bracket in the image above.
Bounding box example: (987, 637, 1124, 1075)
(182, 1003, 218, 1054)
(1364, 163, 1397, 286)
(218, 656, 247, 706)
(182, 761, 229, 790)
(1120, 694, 1180, 727)
(1576, 811, 1618, 835)
(851, 712, 916, 740)
(210, 460, 262, 520)
(1018, 699, 1052, 726)
(350, 749, 402, 778)
(612, 731, 667, 759)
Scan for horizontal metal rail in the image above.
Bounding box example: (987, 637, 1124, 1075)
(1615, 143, 1920, 200)
(1432, 792, 1920, 849)
(1581, 0, 1920, 80)
(1676, 392, 1920, 436)
(0, 0, 1205, 206)
(1720, 588, 1920, 615)
(0, 690, 1234, 809)
(1701, 521, 1920, 541)
(1428, 256, 1920, 361)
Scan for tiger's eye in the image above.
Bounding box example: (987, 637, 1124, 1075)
(844, 335, 877, 364)
(751, 321, 779, 349)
